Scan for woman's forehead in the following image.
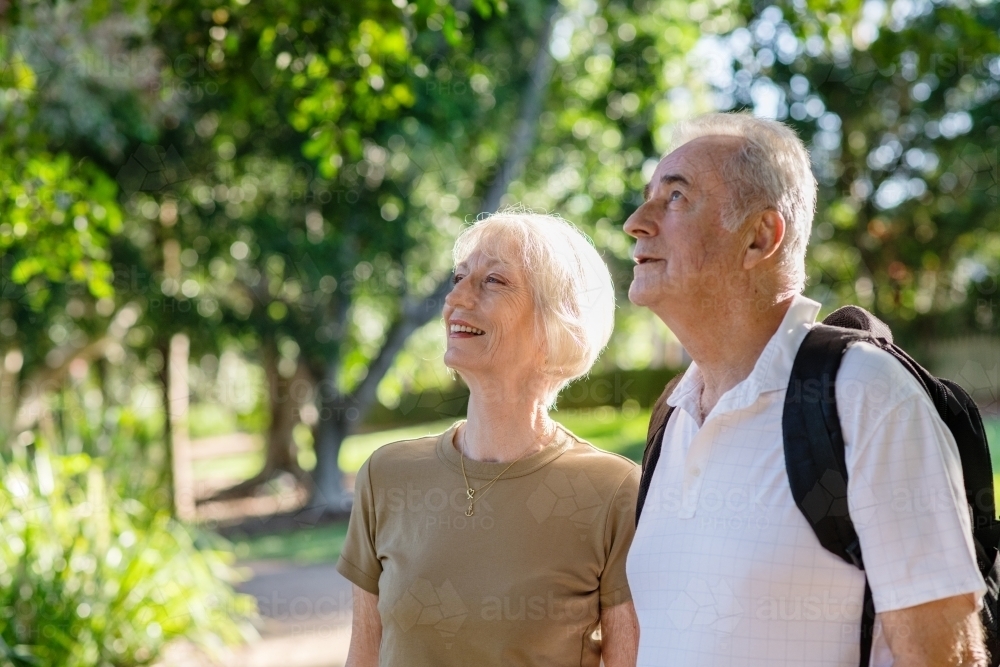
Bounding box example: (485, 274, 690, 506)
(456, 242, 525, 271)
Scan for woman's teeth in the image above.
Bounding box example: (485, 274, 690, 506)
(450, 324, 485, 335)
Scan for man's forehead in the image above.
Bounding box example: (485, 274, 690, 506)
(660, 135, 743, 174)
(644, 135, 743, 198)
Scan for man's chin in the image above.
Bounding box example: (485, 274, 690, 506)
(627, 282, 657, 307)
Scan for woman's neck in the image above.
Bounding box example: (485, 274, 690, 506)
(456, 375, 557, 462)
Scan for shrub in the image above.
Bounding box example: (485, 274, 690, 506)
(0, 449, 258, 667)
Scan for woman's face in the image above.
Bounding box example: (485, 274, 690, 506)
(442, 247, 544, 386)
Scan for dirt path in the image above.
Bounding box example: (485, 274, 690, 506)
(157, 560, 353, 667)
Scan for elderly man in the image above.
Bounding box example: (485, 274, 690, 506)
(623, 112, 987, 666)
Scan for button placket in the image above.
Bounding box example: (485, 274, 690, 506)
(678, 424, 713, 519)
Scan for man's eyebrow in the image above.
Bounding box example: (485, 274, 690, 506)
(643, 173, 691, 202)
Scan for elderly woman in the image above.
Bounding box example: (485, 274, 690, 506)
(337, 211, 639, 667)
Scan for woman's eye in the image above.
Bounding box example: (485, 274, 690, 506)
(486, 275, 503, 284)
(452, 273, 465, 284)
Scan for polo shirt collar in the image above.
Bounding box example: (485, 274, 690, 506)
(667, 294, 822, 423)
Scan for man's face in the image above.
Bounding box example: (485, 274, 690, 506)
(624, 136, 747, 313)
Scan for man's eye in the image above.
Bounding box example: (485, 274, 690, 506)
(670, 190, 683, 201)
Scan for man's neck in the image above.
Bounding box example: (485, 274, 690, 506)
(663, 294, 796, 418)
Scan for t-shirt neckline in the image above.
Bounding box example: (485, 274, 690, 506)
(436, 420, 574, 481)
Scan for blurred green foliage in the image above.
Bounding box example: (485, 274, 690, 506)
(1, 0, 998, 510)
(717, 0, 1000, 344)
(0, 449, 257, 667)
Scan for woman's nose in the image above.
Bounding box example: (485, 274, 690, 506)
(444, 276, 475, 309)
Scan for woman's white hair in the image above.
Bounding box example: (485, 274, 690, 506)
(670, 112, 817, 293)
(452, 210, 615, 402)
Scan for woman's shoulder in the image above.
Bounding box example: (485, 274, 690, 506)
(554, 425, 639, 487)
(362, 425, 453, 479)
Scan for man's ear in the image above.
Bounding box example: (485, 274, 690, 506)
(743, 209, 785, 270)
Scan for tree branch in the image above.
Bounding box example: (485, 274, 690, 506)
(479, 2, 559, 214)
(13, 304, 141, 432)
(345, 4, 560, 417)
(347, 278, 453, 411)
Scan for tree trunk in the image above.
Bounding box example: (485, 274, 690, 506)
(0, 352, 21, 443)
(307, 385, 353, 515)
(203, 336, 312, 502)
(157, 337, 174, 510)
(261, 337, 307, 473)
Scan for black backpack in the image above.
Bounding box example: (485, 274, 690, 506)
(636, 305, 1000, 667)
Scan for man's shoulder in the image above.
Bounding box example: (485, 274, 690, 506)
(832, 341, 935, 424)
(839, 341, 924, 396)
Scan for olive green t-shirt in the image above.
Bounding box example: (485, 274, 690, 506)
(336, 421, 639, 667)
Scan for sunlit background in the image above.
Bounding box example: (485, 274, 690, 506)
(1, 0, 998, 664)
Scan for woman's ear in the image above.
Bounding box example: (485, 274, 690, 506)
(743, 209, 785, 270)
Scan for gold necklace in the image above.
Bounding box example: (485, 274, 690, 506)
(457, 427, 556, 517)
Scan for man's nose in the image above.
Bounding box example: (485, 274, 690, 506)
(624, 202, 656, 238)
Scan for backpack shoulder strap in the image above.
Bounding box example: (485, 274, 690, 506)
(783, 323, 868, 568)
(637, 374, 683, 526)
(784, 323, 877, 667)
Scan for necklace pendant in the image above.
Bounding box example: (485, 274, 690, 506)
(466, 488, 475, 500)
(465, 505, 474, 517)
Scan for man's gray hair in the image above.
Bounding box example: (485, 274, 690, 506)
(670, 112, 817, 293)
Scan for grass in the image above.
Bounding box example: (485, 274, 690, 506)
(226, 412, 1000, 565)
(338, 419, 461, 473)
(231, 523, 349, 564)
(335, 409, 653, 474)
(193, 453, 264, 481)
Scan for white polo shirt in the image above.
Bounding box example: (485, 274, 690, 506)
(627, 295, 986, 666)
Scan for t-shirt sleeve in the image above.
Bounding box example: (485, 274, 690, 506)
(839, 343, 987, 613)
(336, 457, 382, 594)
(600, 465, 640, 608)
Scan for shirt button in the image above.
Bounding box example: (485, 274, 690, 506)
(691, 467, 701, 477)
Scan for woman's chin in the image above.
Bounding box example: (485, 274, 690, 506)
(442, 350, 472, 372)
(443, 352, 497, 379)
